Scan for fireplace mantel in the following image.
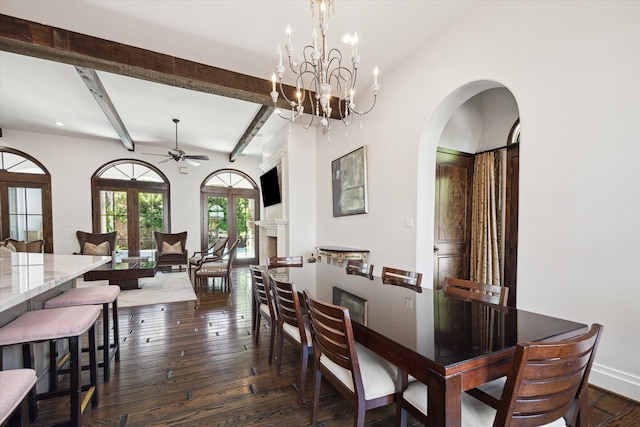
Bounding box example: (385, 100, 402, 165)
(256, 219, 289, 264)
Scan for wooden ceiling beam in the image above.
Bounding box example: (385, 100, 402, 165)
(229, 105, 275, 163)
(75, 66, 135, 151)
(0, 14, 337, 120)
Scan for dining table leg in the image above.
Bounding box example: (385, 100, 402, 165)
(427, 369, 463, 426)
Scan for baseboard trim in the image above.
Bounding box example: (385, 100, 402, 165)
(590, 363, 640, 403)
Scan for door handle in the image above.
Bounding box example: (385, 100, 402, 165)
(433, 246, 439, 252)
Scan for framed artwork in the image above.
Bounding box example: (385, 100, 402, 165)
(332, 145, 368, 217)
(332, 286, 368, 326)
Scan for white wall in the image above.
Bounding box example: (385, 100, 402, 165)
(305, 1, 639, 399)
(1, 129, 264, 256)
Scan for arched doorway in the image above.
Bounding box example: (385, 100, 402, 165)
(200, 169, 260, 265)
(421, 82, 520, 306)
(0, 147, 53, 252)
(91, 159, 170, 258)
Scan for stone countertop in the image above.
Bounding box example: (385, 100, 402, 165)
(0, 253, 111, 312)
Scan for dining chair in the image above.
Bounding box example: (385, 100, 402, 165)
(443, 277, 509, 307)
(345, 260, 374, 279)
(267, 255, 303, 269)
(250, 265, 278, 364)
(396, 323, 603, 427)
(270, 275, 313, 405)
(303, 290, 398, 427)
(194, 239, 239, 290)
(188, 236, 228, 279)
(381, 267, 423, 292)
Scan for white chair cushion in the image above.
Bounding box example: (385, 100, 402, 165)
(320, 342, 397, 400)
(259, 303, 276, 319)
(282, 322, 312, 345)
(402, 380, 566, 427)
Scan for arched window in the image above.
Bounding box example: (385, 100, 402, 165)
(91, 159, 169, 258)
(0, 147, 53, 252)
(201, 169, 259, 265)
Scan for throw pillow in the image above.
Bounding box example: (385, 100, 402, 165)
(6, 239, 26, 252)
(161, 240, 183, 255)
(0, 242, 15, 253)
(26, 240, 45, 253)
(83, 241, 110, 256)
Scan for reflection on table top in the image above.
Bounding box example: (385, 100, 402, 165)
(92, 261, 157, 271)
(0, 253, 111, 312)
(286, 262, 587, 372)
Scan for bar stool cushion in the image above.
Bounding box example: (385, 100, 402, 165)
(44, 286, 120, 308)
(0, 306, 101, 345)
(0, 369, 37, 424)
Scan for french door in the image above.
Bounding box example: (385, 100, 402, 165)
(201, 170, 259, 266)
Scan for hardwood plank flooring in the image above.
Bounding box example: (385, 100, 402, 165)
(31, 267, 638, 426)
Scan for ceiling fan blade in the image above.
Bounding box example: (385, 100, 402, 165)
(159, 157, 172, 164)
(184, 155, 209, 161)
(143, 152, 171, 157)
(182, 158, 201, 167)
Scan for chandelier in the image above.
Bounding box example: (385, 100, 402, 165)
(270, 0, 379, 131)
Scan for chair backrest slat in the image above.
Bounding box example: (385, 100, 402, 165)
(495, 323, 603, 427)
(381, 266, 423, 291)
(444, 277, 509, 307)
(345, 260, 374, 279)
(304, 290, 358, 373)
(250, 265, 276, 318)
(270, 276, 308, 345)
(267, 256, 303, 269)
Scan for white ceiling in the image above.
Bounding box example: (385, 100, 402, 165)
(0, 1, 478, 159)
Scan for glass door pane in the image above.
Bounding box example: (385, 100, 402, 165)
(139, 192, 164, 260)
(236, 197, 256, 260)
(207, 196, 228, 247)
(99, 190, 128, 255)
(8, 187, 43, 241)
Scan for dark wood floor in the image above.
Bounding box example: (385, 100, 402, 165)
(32, 267, 639, 426)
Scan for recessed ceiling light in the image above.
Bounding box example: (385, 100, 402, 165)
(54, 121, 64, 126)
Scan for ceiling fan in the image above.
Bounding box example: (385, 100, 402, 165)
(147, 118, 209, 167)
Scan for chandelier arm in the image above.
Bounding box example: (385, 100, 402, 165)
(348, 95, 378, 116)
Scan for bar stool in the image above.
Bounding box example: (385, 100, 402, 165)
(0, 368, 37, 426)
(0, 306, 101, 427)
(44, 286, 121, 382)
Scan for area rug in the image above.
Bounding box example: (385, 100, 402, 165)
(77, 271, 197, 308)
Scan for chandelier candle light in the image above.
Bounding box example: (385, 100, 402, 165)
(270, 0, 379, 131)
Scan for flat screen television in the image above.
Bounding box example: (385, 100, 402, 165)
(260, 166, 281, 207)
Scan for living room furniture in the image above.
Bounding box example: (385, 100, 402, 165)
(193, 239, 239, 289)
(74, 231, 117, 256)
(83, 260, 156, 290)
(154, 231, 188, 271)
(2, 238, 45, 253)
(188, 236, 228, 279)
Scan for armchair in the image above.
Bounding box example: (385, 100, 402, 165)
(194, 239, 239, 289)
(75, 231, 116, 256)
(154, 231, 188, 271)
(188, 236, 229, 279)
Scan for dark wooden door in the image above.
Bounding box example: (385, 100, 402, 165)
(433, 149, 474, 289)
(503, 144, 519, 306)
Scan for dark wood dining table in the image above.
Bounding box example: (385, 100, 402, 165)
(279, 262, 589, 427)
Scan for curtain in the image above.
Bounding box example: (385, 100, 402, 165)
(470, 151, 503, 285)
